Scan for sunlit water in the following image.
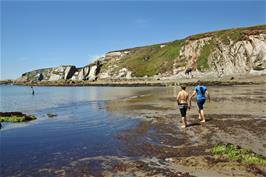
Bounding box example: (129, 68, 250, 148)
(1, 84, 265, 176)
(0, 85, 155, 176)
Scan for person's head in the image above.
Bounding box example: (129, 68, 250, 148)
(197, 80, 201, 85)
(180, 85, 186, 90)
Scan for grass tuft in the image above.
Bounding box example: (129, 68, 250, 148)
(196, 40, 214, 71)
(212, 144, 266, 165)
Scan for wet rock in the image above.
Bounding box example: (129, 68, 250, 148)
(0, 112, 36, 122)
(47, 113, 57, 118)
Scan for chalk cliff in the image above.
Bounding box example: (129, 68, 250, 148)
(16, 25, 266, 82)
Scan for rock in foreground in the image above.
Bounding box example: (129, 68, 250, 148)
(0, 112, 37, 122)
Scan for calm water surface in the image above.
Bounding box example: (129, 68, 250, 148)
(0, 85, 156, 176)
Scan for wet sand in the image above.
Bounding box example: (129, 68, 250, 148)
(26, 84, 266, 177)
(103, 84, 266, 176)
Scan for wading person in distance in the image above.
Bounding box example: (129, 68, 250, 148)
(31, 86, 35, 95)
(176, 85, 190, 128)
(189, 80, 210, 123)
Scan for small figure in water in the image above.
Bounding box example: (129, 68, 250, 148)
(176, 85, 190, 128)
(31, 86, 35, 95)
(189, 80, 210, 123)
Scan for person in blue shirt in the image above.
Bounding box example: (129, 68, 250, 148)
(189, 80, 210, 122)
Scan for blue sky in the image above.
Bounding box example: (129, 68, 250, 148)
(1, 0, 265, 79)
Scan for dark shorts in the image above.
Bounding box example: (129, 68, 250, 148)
(197, 99, 206, 110)
(178, 103, 188, 117)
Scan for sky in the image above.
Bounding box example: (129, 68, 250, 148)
(1, 0, 265, 79)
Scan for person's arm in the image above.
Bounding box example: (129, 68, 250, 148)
(205, 90, 210, 103)
(189, 90, 196, 107)
(187, 93, 191, 109)
(176, 92, 180, 104)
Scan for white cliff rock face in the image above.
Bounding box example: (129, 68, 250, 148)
(98, 64, 118, 79)
(178, 37, 212, 71)
(117, 68, 132, 79)
(71, 71, 79, 80)
(49, 74, 63, 81)
(98, 65, 132, 79)
(64, 66, 76, 79)
(49, 65, 76, 81)
(98, 72, 110, 79)
(79, 66, 90, 80)
(105, 51, 130, 60)
(71, 65, 92, 80)
(249, 35, 266, 70)
(209, 34, 266, 77)
(87, 65, 97, 81)
(172, 34, 266, 78)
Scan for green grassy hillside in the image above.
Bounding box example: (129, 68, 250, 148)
(105, 25, 266, 77)
(118, 40, 184, 77)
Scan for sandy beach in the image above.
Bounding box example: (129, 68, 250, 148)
(90, 84, 266, 176)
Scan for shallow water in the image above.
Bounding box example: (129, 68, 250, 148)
(0, 85, 158, 176)
(1, 84, 265, 176)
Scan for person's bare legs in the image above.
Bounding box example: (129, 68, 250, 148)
(198, 110, 202, 120)
(200, 109, 206, 122)
(181, 117, 187, 128)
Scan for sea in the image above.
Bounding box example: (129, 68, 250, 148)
(0, 85, 152, 176)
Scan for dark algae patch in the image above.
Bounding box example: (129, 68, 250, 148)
(0, 112, 36, 122)
(212, 143, 266, 165)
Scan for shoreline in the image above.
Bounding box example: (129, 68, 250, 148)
(1, 75, 266, 87)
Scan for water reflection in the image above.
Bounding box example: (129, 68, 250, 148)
(0, 86, 157, 176)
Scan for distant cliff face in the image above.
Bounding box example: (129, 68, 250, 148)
(17, 62, 101, 82)
(16, 25, 266, 82)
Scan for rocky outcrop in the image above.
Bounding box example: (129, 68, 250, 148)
(208, 34, 266, 77)
(16, 25, 266, 82)
(17, 68, 53, 82)
(49, 65, 76, 81)
(16, 63, 101, 82)
(105, 51, 130, 60)
(71, 65, 90, 80)
(0, 112, 37, 122)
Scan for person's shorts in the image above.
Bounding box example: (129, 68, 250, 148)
(178, 103, 188, 117)
(197, 99, 206, 110)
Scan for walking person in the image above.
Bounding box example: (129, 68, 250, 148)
(176, 85, 190, 128)
(189, 80, 210, 123)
